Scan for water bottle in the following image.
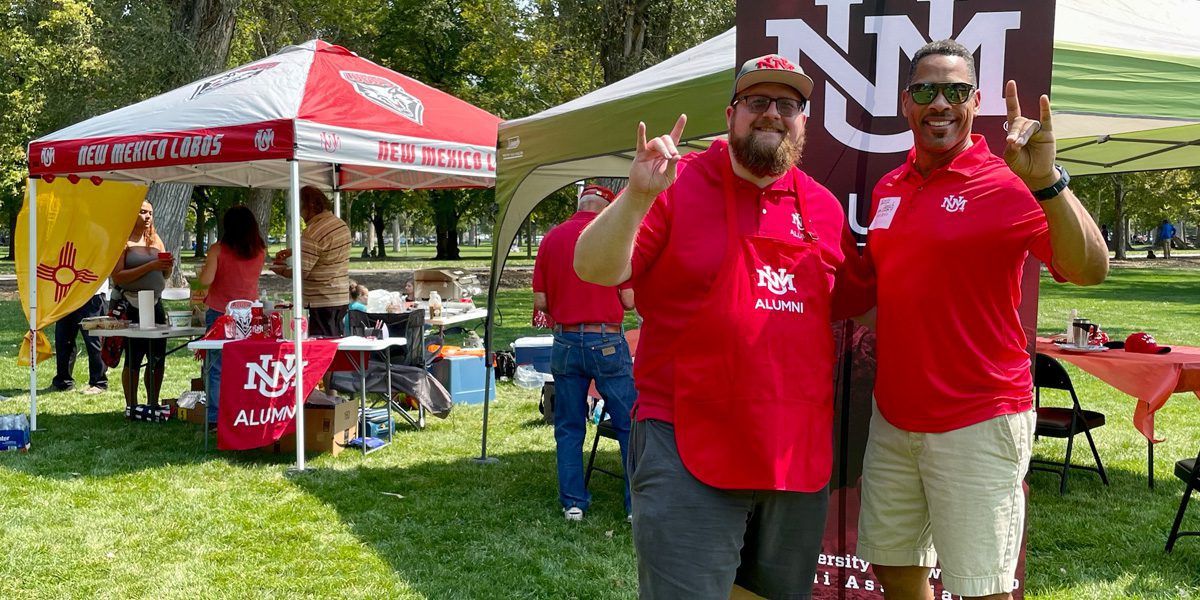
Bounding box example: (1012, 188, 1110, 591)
(17, 414, 28, 432)
(592, 399, 605, 424)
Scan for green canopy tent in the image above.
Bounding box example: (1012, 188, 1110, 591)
(471, 0, 1200, 459)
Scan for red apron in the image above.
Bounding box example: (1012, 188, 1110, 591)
(671, 160, 835, 491)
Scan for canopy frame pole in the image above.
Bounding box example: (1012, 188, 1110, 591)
(27, 177, 39, 432)
(290, 160, 306, 470)
(333, 190, 341, 219)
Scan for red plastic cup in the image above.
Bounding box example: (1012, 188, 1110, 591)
(158, 251, 172, 261)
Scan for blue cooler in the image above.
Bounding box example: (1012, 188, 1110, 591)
(511, 336, 554, 374)
(431, 355, 497, 405)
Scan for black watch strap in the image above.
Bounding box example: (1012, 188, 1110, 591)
(1032, 164, 1070, 201)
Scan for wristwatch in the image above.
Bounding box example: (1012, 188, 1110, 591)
(1032, 164, 1070, 201)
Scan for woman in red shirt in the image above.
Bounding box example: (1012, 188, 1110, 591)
(198, 205, 266, 423)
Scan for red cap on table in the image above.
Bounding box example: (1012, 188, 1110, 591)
(1125, 332, 1171, 354)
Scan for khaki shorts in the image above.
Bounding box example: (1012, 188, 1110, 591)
(856, 408, 1034, 597)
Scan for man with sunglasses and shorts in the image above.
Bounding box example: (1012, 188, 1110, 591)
(576, 55, 859, 599)
(853, 40, 1108, 600)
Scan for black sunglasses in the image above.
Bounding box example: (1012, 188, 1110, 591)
(733, 95, 807, 118)
(906, 82, 975, 105)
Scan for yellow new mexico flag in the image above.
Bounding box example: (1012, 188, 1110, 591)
(16, 178, 148, 365)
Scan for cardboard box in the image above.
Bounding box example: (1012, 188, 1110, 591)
(273, 398, 358, 456)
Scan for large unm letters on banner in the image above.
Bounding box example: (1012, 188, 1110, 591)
(736, 2, 1055, 598)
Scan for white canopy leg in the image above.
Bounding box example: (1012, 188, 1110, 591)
(333, 190, 341, 219)
(27, 178, 38, 433)
(290, 161, 306, 470)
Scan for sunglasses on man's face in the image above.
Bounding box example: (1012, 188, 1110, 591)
(734, 95, 807, 118)
(906, 82, 975, 105)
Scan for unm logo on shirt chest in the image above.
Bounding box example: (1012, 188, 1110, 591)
(941, 194, 968, 213)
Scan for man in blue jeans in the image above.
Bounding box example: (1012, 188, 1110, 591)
(533, 184, 637, 522)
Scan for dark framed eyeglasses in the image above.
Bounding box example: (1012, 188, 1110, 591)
(733, 95, 807, 118)
(906, 82, 975, 105)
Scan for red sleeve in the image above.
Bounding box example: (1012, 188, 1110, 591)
(630, 189, 672, 284)
(831, 224, 877, 320)
(1017, 192, 1067, 283)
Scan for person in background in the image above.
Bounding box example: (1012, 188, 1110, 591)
(1158, 219, 1176, 258)
(198, 205, 266, 424)
(349, 281, 369, 312)
(533, 184, 637, 523)
(52, 279, 110, 395)
(270, 186, 351, 337)
(111, 201, 172, 420)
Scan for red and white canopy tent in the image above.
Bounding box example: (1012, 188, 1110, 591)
(25, 40, 501, 468)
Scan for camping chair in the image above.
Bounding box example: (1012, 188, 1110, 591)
(1029, 353, 1109, 494)
(331, 310, 429, 429)
(1165, 446, 1200, 551)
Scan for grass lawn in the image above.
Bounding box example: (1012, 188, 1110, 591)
(0, 269, 1197, 598)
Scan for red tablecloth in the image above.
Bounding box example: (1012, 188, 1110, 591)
(1036, 338, 1200, 442)
(217, 338, 340, 450)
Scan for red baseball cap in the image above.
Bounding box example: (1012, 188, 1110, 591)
(732, 54, 814, 101)
(580, 184, 616, 204)
(1125, 332, 1171, 354)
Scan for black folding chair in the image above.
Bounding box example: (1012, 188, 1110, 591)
(1166, 446, 1200, 551)
(332, 310, 429, 429)
(584, 416, 622, 489)
(1029, 353, 1109, 494)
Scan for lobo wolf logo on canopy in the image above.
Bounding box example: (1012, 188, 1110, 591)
(191, 62, 280, 100)
(341, 71, 425, 125)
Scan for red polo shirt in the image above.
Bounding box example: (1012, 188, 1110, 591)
(533, 211, 628, 325)
(865, 135, 1057, 433)
(629, 139, 855, 424)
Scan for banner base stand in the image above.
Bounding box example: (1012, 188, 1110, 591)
(470, 456, 499, 465)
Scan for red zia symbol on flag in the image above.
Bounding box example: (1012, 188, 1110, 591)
(36, 242, 97, 302)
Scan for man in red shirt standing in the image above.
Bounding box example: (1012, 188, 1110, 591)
(533, 184, 637, 522)
(854, 40, 1109, 600)
(576, 55, 856, 599)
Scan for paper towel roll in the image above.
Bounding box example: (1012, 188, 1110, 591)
(137, 290, 156, 329)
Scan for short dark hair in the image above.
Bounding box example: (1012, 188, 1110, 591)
(908, 39, 977, 86)
(300, 186, 329, 214)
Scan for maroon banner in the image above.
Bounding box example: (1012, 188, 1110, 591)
(736, 2, 1056, 598)
(28, 119, 296, 176)
(217, 338, 339, 451)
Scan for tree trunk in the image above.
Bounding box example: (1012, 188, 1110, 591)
(392, 216, 402, 251)
(372, 207, 387, 258)
(6, 208, 17, 260)
(525, 217, 534, 259)
(365, 223, 376, 255)
(247, 188, 273, 247)
(1113, 174, 1127, 260)
(430, 190, 461, 260)
(150, 0, 240, 260)
(193, 194, 207, 258)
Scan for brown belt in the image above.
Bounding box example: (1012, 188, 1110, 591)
(553, 323, 623, 334)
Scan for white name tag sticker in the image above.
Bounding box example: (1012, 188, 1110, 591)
(869, 196, 901, 230)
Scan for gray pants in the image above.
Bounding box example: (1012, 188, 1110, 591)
(629, 418, 828, 600)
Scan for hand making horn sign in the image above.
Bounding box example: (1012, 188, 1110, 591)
(624, 114, 688, 206)
(1003, 79, 1059, 191)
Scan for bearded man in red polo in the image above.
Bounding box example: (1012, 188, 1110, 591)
(854, 40, 1108, 600)
(577, 54, 859, 599)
